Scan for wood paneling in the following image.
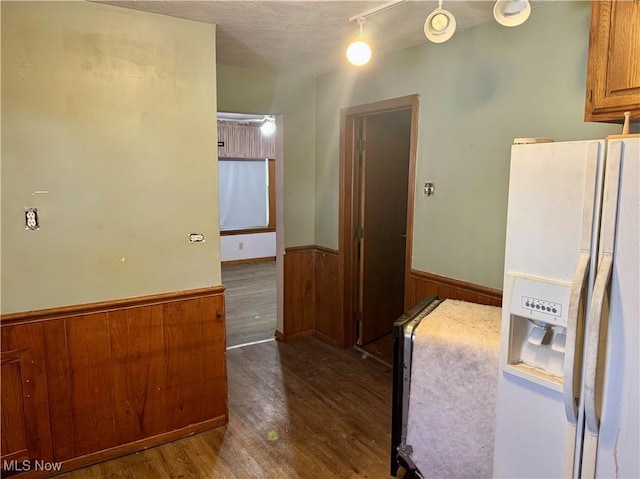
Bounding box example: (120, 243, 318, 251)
(42, 321, 75, 461)
(109, 306, 166, 444)
(282, 247, 315, 340)
(314, 247, 340, 347)
(407, 269, 502, 308)
(67, 313, 118, 456)
(1, 287, 223, 326)
(164, 300, 205, 431)
(201, 297, 228, 422)
(282, 246, 501, 349)
(282, 246, 341, 346)
(0, 287, 227, 479)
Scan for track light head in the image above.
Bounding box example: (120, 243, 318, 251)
(424, 3, 456, 44)
(493, 0, 531, 27)
(346, 17, 372, 66)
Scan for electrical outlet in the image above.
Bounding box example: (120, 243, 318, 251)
(239, 242, 244, 251)
(25, 208, 39, 230)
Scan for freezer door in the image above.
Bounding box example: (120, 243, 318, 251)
(494, 140, 604, 478)
(583, 137, 640, 478)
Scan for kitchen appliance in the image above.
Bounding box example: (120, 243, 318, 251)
(493, 135, 639, 478)
(391, 297, 501, 478)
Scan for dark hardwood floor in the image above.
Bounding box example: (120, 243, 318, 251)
(359, 333, 394, 367)
(56, 338, 395, 479)
(222, 260, 277, 348)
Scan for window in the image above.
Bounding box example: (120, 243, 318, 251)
(219, 158, 274, 232)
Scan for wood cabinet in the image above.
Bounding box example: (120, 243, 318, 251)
(1, 349, 40, 469)
(585, 0, 640, 123)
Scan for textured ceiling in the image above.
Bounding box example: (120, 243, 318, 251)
(101, 0, 524, 75)
(103, 1, 529, 76)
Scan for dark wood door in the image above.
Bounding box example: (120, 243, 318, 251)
(357, 109, 411, 345)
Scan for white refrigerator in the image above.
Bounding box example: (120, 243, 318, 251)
(493, 135, 639, 478)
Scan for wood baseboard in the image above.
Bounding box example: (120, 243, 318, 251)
(274, 329, 313, 342)
(313, 330, 340, 348)
(222, 256, 275, 266)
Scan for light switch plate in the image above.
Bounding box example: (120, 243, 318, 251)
(424, 181, 435, 196)
(188, 233, 205, 243)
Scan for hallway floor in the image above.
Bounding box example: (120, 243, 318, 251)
(222, 260, 276, 348)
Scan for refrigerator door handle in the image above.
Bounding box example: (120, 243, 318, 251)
(563, 251, 591, 427)
(562, 251, 590, 478)
(585, 254, 612, 433)
(582, 253, 614, 477)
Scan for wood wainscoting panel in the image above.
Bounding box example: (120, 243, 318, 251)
(282, 247, 315, 340)
(314, 246, 341, 347)
(281, 248, 502, 349)
(164, 299, 207, 431)
(407, 270, 502, 308)
(67, 313, 118, 457)
(0, 287, 227, 479)
(109, 305, 166, 445)
(201, 296, 228, 422)
(41, 321, 75, 461)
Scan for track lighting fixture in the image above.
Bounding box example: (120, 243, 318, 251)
(345, 0, 532, 62)
(346, 17, 372, 66)
(424, 0, 456, 44)
(346, 0, 409, 66)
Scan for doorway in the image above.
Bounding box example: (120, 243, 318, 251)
(339, 95, 418, 348)
(217, 112, 283, 349)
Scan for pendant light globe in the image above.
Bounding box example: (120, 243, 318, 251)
(346, 16, 372, 66)
(347, 40, 372, 66)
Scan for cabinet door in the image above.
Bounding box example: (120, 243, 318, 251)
(585, 0, 640, 123)
(1, 349, 39, 466)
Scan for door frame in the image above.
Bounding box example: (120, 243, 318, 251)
(338, 94, 419, 348)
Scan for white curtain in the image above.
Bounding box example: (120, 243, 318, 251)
(219, 159, 268, 231)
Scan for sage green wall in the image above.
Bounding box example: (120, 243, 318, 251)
(1, 2, 220, 314)
(216, 65, 316, 248)
(314, 1, 618, 289)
